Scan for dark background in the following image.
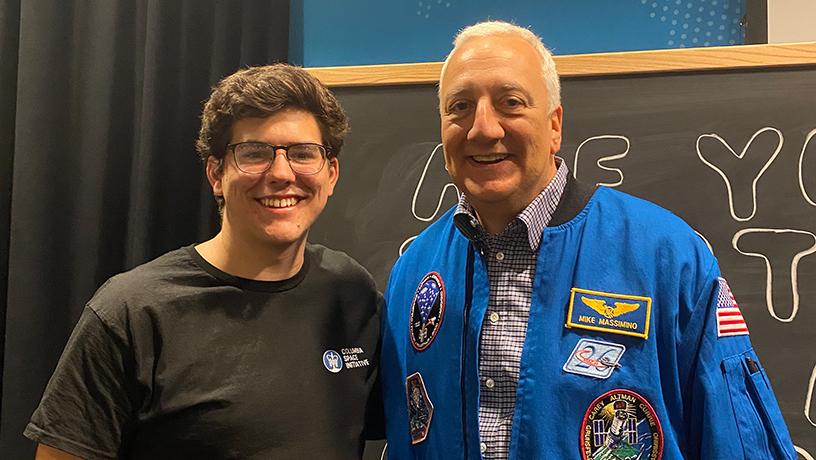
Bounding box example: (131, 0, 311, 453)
(315, 68, 816, 456)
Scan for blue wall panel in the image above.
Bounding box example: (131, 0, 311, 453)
(290, 0, 745, 66)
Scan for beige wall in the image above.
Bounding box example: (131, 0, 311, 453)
(767, 0, 816, 43)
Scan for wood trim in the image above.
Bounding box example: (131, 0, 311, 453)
(306, 42, 816, 87)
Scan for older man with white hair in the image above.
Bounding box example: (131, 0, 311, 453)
(380, 20, 795, 459)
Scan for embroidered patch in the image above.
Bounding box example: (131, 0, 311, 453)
(581, 389, 663, 460)
(410, 272, 446, 351)
(322, 348, 370, 373)
(406, 372, 434, 444)
(339, 347, 371, 369)
(566, 288, 652, 339)
(563, 338, 626, 379)
(716, 277, 749, 337)
(322, 350, 343, 373)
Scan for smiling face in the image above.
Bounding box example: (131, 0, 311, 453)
(439, 34, 563, 233)
(206, 108, 338, 252)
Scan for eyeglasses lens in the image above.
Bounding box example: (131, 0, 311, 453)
(234, 143, 326, 175)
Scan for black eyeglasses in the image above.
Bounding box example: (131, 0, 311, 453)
(226, 142, 332, 175)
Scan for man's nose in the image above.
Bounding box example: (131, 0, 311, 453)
(265, 149, 296, 180)
(468, 100, 505, 142)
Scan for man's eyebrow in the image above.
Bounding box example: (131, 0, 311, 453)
(441, 86, 471, 103)
(498, 83, 535, 101)
(442, 83, 536, 102)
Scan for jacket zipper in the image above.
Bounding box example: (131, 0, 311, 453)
(460, 246, 475, 458)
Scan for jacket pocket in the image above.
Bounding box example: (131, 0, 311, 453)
(721, 350, 794, 460)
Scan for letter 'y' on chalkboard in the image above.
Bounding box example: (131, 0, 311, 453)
(800, 128, 816, 207)
(732, 228, 816, 322)
(696, 127, 783, 222)
(572, 135, 630, 187)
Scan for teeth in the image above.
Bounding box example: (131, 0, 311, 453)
(260, 197, 299, 208)
(472, 154, 508, 163)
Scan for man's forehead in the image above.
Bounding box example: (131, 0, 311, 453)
(440, 35, 542, 90)
(439, 41, 546, 100)
(450, 34, 536, 63)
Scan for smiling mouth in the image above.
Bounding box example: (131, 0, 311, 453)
(259, 197, 301, 208)
(471, 154, 508, 164)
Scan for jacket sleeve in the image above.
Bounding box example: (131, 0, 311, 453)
(679, 266, 797, 459)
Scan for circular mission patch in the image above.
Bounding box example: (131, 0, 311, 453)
(580, 389, 663, 460)
(409, 272, 445, 351)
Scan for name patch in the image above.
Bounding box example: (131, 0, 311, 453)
(566, 288, 652, 339)
(563, 338, 626, 379)
(581, 389, 663, 460)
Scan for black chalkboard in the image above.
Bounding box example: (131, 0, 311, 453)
(311, 66, 816, 458)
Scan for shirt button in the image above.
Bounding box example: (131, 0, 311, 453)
(489, 311, 500, 324)
(495, 251, 505, 261)
(485, 378, 495, 389)
(480, 442, 487, 453)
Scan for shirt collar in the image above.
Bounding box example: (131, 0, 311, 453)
(453, 157, 569, 251)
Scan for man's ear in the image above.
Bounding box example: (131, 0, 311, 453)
(206, 157, 223, 198)
(550, 105, 564, 154)
(326, 157, 339, 197)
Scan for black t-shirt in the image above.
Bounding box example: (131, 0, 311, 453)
(25, 244, 383, 459)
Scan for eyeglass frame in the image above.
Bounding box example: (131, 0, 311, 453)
(225, 141, 335, 175)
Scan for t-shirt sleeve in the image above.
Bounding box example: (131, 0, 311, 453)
(679, 265, 797, 459)
(24, 306, 139, 460)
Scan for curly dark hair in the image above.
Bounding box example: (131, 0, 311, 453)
(196, 63, 349, 174)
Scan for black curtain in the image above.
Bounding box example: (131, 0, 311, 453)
(0, 1, 289, 457)
(0, 0, 20, 445)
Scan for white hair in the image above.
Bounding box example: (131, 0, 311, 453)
(439, 20, 561, 113)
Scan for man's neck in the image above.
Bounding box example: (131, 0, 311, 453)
(195, 231, 306, 281)
(471, 205, 518, 236)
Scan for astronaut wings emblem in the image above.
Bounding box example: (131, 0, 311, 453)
(582, 298, 640, 319)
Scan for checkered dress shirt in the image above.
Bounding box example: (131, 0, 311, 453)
(454, 159, 568, 459)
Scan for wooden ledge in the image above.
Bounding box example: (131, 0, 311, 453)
(307, 42, 816, 87)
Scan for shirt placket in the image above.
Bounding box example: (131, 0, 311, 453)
(478, 224, 534, 459)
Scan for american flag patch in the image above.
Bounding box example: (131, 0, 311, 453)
(716, 277, 749, 337)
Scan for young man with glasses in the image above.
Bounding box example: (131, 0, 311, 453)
(25, 64, 382, 459)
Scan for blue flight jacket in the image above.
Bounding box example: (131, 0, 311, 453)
(381, 179, 796, 459)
